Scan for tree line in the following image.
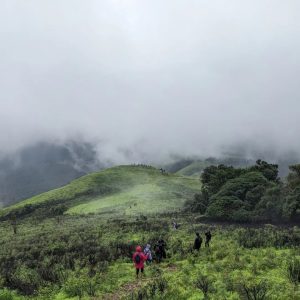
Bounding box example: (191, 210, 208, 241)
(185, 160, 300, 223)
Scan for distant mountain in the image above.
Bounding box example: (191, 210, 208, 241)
(0, 141, 105, 207)
(1, 141, 299, 208)
(164, 155, 299, 178)
(164, 157, 254, 177)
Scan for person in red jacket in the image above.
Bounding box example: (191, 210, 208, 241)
(133, 245, 148, 278)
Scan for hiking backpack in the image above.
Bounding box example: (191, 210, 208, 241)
(135, 253, 141, 264)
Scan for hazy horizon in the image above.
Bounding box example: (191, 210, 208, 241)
(1, 1, 300, 164)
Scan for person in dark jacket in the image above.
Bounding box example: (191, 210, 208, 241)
(158, 238, 167, 259)
(205, 231, 212, 247)
(194, 232, 202, 251)
(155, 238, 167, 262)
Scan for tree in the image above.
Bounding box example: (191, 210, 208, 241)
(287, 164, 300, 190)
(206, 172, 269, 222)
(282, 187, 300, 221)
(249, 160, 279, 181)
(201, 164, 244, 196)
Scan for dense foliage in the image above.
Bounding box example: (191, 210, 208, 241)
(0, 214, 299, 299)
(186, 161, 300, 223)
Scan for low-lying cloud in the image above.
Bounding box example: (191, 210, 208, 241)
(1, 0, 300, 163)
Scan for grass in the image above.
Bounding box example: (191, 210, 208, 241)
(0, 165, 201, 219)
(175, 161, 212, 177)
(0, 213, 299, 299)
(67, 172, 201, 216)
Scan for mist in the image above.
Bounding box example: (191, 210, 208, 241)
(1, 0, 300, 164)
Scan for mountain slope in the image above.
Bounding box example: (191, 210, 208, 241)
(0, 165, 201, 219)
(173, 157, 256, 177)
(175, 161, 212, 177)
(0, 141, 104, 207)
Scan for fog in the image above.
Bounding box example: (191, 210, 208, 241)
(1, 0, 300, 164)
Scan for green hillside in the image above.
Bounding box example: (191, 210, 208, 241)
(0, 164, 299, 299)
(171, 157, 254, 177)
(0, 165, 202, 219)
(175, 161, 211, 177)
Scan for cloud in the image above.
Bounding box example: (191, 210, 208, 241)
(0, 0, 300, 162)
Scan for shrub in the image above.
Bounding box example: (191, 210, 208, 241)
(287, 257, 300, 284)
(6, 265, 40, 295)
(63, 273, 86, 299)
(238, 280, 268, 300)
(195, 273, 213, 299)
(0, 290, 13, 300)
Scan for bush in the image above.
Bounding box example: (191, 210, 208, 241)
(6, 265, 40, 295)
(195, 273, 214, 299)
(239, 280, 268, 300)
(287, 257, 300, 284)
(0, 290, 13, 300)
(63, 273, 86, 299)
(236, 227, 300, 248)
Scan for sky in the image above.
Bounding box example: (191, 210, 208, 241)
(0, 0, 300, 163)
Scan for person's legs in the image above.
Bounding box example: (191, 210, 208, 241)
(136, 268, 139, 278)
(156, 252, 161, 263)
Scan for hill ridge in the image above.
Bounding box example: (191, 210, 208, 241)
(0, 165, 202, 220)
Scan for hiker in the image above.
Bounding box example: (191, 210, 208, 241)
(205, 231, 212, 247)
(194, 232, 202, 251)
(154, 242, 162, 263)
(133, 246, 148, 278)
(173, 221, 179, 230)
(144, 244, 153, 264)
(158, 238, 167, 259)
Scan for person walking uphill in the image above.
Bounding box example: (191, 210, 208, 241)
(194, 232, 202, 251)
(155, 238, 167, 263)
(144, 244, 153, 264)
(133, 246, 148, 278)
(205, 231, 212, 247)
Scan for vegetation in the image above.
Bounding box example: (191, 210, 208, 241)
(0, 213, 299, 299)
(175, 161, 212, 177)
(0, 163, 299, 299)
(186, 160, 300, 223)
(0, 165, 201, 220)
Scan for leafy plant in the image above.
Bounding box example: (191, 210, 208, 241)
(195, 273, 213, 299)
(239, 280, 269, 300)
(287, 257, 300, 284)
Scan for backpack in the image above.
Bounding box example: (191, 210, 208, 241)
(155, 245, 160, 254)
(135, 253, 141, 264)
(195, 237, 202, 248)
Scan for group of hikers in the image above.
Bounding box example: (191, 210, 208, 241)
(194, 231, 212, 251)
(132, 232, 212, 278)
(132, 238, 167, 277)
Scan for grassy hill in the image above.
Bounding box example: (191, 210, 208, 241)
(172, 157, 255, 177)
(0, 165, 202, 219)
(175, 161, 212, 177)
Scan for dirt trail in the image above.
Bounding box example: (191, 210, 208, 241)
(101, 278, 152, 300)
(101, 263, 178, 299)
